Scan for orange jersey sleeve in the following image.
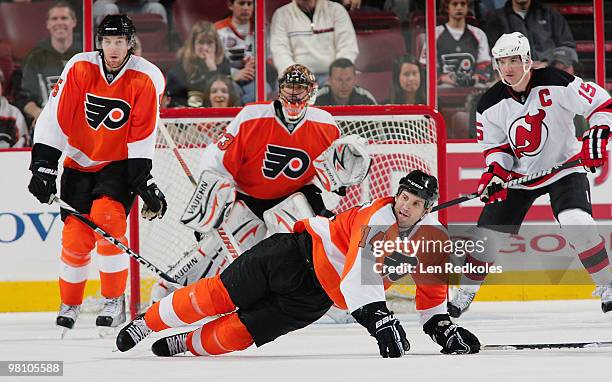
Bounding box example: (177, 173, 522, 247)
(295, 197, 397, 312)
(33, 52, 165, 172)
(199, 102, 341, 199)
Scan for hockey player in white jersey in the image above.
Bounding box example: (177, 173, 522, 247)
(448, 32, 612, 318)
(150, 64, 371, 326)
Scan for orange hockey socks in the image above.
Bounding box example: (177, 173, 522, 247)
(145, 275, 236, 331)
(90, 196, 128, 298)
(186, 313, 254, 356)
(59, 216, 95, 305)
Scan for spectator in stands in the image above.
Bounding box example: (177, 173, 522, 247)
(386, 54, 426, 104)
(0, 69, 29, 148)
(483, 0, 577, 68)
(93, 0, 167, 25)
(166, 21, 232, 108)
(270, 0, 359, 86)
(214, 0, 262, 104)
(550, 48, 575, 75)
(203, 74, 241, 108)
(315, 58, 377, 106)
(419, 0, 491, 88)
(15, 1, 81, 133)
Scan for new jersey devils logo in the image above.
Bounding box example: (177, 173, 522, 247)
(262, 145, 310, 179)
(508, 109, 549, 158)
(85, 93, 131, 131)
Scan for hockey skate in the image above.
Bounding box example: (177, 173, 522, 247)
(116, 313, 152, 352)
(56, 303, 80, 339)
(447, 288, 476, 318)
(593, 284, 612, 315)
(96, 295, 126, 337)
(151, 332, 190, 357)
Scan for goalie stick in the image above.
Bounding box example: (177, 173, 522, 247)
(53, 196, 179, 285)
(431, 159, 582, 212)
(482, 340, 612, 351)
(157, 122, 240, 260)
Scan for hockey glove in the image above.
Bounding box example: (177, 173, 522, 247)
(581, 125, 609, 172)
(28, 160, 58, 204)
(477, 162, 512, 204)
(135, 174, 167, 220)
(352, 301, 410, 358)
(423, 314, 480, 354)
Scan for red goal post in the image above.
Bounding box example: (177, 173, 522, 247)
(128, 105, 447, 315)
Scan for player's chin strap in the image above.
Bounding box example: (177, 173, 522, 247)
(431, 159, 582, 212)
(52, 196, 180, 287)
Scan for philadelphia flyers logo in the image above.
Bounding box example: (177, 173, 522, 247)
(509, 109, 548, 158)
(85, 93, 131, 131)
(262, 145, 310, 179)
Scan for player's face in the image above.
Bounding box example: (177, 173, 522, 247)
(496, 55, 528, 86)
(399, 63, 421, 94)
(229, 0, 253, 24)
(280, 83, 310, 119)
(328, 67, 356, 102)
(394, 191, 427, 229)
(101, 36, 130, 70)
(47, 7, 76, 41)
(448, 0, 468, 20)
(209, 80, 230, 107)
(194, 33, 216, 60)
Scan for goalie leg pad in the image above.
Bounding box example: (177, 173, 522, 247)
(150, 231, 236, 303)
(223, 200, 267, 253)
(263, 192, 315, 235)
(181, 170, 236, 233)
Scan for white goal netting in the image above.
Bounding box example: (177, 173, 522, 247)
(133, 106, 446, 312)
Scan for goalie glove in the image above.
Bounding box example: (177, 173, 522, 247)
(352, 301, 410, 358)
(423, 314, 480, 354)
(581, 125, 609, 172)
(180, 170, 236, 233)
(313, 135, 371, 192)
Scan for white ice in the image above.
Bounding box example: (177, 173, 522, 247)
(0, 299, 610, 382)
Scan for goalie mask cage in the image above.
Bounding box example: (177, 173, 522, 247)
(128, 105, 447, 315)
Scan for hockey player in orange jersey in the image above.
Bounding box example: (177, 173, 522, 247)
(116, 170, 480, 358)
(27, 15, 168, 334)
(151, 64, 371, 324)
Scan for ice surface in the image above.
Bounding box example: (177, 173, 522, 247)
(0, 300, 610, 382)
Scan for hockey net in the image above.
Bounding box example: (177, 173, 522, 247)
(131, 105, 447, 313)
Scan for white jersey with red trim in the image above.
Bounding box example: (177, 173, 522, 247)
(476, 67, 612, 189)
(199, 101, 341, 199)
(33, 51, 165, 172)
(295, 197, 449, 324)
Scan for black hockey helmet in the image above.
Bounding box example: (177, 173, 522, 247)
(398, 170, 439, 208)
(97, 14, 136, 48)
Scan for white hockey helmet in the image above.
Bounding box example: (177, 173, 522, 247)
(491, 32, 532, 86)
(278, 64, 317, 122)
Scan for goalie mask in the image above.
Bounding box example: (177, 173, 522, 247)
(491, 32, 532, 87)
(278, 64, 317, 122)
(398, 170, 439, 209)
(97, 14, 136, 52)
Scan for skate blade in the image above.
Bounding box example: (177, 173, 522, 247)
(60, 327, 70, 339)
(98, 326, 118, 338)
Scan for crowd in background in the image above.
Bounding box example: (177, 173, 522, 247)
(0, 0, 602, 147)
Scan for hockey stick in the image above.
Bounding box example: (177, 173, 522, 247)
(432, 159, 582, 212)
(53, 196, 179, 285)
(157, 123, 240, 259)
(482, 340, 612, 351)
